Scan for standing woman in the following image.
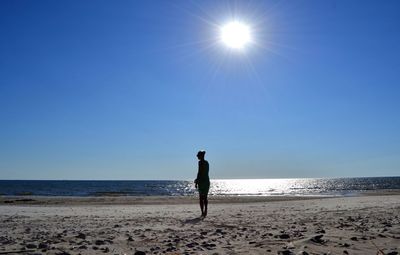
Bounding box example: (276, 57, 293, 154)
(194, 150, 210, 218)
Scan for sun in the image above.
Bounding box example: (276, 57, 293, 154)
(220, 21, 252, 50)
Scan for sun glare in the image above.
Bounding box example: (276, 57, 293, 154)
(220, 21, 252, 50)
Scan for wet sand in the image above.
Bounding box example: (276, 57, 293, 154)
(1, 194, 399, 254)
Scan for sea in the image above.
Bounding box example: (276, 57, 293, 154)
(0, 177, 399, 197)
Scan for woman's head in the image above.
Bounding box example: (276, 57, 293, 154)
(197, 150, 206, 160)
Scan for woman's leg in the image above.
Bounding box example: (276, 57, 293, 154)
(199, 194, 204, 216)
(204, 194, 208, 217)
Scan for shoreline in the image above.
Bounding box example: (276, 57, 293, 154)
(1, 189, 400, 206)
(0, 195, 334, 206)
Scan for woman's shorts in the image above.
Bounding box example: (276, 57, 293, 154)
(198, 182, 210, 195)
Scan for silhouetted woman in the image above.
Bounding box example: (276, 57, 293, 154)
(194, 150, 210, 218)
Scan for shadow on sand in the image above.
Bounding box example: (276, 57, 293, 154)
(182, 217, 203, 224)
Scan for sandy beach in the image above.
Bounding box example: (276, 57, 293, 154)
(1, 194, 399, 255)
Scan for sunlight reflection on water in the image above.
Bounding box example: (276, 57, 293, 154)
(209, 179, 324, 196)
(0, 177, 399, 196)
(206, 177, 400, 196)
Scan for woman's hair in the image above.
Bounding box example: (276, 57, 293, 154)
(197, 150, 206, 157)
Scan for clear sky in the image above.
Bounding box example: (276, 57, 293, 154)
(0, 0, 399, 180)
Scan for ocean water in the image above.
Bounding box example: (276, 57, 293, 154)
(0, 177, 399, 197)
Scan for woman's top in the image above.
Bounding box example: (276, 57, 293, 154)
(196, 160, 210, 186)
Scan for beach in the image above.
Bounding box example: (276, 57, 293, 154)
(1, 194, 399, 255)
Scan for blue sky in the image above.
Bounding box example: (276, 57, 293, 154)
(0, 0, 399, 180)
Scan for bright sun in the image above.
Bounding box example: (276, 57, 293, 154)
(220, 21, 252, 50)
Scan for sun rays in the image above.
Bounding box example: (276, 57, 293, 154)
(163, 1, 291, 76)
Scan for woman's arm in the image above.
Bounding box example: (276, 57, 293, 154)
(194, 162, 201, 188)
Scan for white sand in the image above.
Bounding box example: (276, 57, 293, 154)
(0, 195, 399, 255)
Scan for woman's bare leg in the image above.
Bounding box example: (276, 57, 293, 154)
(199, 195, 204, 216)
(203, 195, 208, 217)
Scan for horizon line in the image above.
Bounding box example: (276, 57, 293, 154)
(0, 175, 399, 181)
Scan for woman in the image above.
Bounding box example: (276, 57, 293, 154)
(194, 150, 210, 218)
